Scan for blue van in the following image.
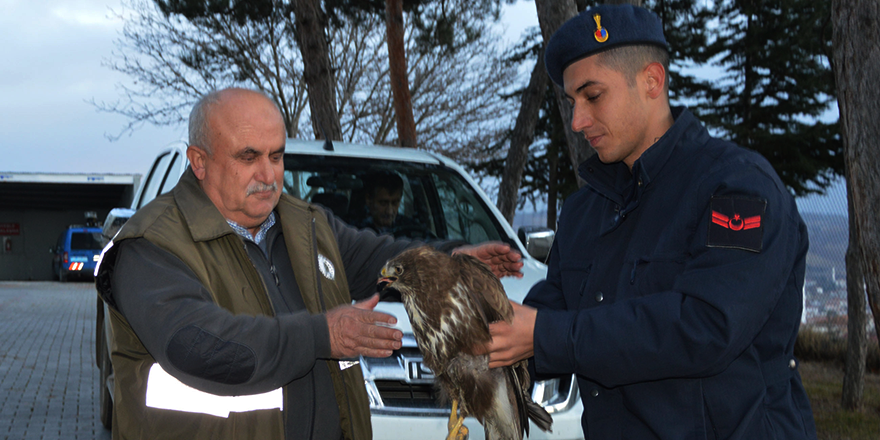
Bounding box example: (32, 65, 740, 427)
(52, 226, 104, 281)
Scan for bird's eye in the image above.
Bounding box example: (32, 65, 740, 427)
(394, 265, 404, 275)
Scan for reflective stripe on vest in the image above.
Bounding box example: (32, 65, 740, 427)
(145, 363, 283, 418)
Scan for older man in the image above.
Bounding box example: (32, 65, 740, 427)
(96, 88, 522, 440)
(482, 4, 817, 440)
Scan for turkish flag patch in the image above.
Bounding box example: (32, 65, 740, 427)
(707, 196, 766, 253)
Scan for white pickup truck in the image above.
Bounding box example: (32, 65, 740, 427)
(96, 139, 584, 439)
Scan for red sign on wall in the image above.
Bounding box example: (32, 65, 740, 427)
(0, 223, 21, 235)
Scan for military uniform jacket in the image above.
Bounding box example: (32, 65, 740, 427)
(525, 108, 818, 439)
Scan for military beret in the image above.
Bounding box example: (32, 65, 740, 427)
(544, 4, 668, 87)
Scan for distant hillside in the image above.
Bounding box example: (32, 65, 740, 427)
(513, 210, 850, 282)
(801, 212, 848, 282)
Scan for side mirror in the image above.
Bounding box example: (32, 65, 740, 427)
(517, 226, 555, 263)
(102, 208, 136, 242)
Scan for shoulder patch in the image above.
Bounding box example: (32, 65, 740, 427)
(707, 196, 766, 253)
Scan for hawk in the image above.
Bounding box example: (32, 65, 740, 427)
(377, 246, 552, 440)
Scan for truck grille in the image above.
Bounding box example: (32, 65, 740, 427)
(373, 380, 444, 409)
(361, 336, 578, 416)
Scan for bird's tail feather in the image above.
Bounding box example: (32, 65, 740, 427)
(526, 401, 553, 433)
(509, 366, 553, 435)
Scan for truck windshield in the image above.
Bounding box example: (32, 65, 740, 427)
(282, 156, 508, 245)
(70, 232, 104, 250)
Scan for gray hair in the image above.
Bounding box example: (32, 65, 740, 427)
(188, 88, 285, 156)
(188, 90, 224, 156)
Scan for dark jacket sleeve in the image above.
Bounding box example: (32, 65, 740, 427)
(323, 210, 423, 300)
(529, 161, 805, 387)
(112, 238, 331, 396)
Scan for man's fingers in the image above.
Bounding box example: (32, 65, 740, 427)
(472, 342, 489, 356)
(366, 310, 398, 326)
(353, 293, 380, 311)
(362, 321, 403, 342)
(494, 260, 524, 278)
(479, 302, 536, 368)
(327, 304, 402, 359)
(453, 242, 524, 279)
(359, 347, 395, 358)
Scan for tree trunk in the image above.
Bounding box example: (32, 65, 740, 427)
(832, 0, 880, 358)
(385, 0, 418, 148)
(533, 0, 594, 188)
(842, 175, 867, 409)
(292, 0, 342, 140)
(547, 143, 559, 230)
(497, 53, 549, 223)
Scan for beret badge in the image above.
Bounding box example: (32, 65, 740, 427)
(544, 4, 668, 86)
(593, 14, 609, 43)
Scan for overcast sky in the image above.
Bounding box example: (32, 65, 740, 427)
(2, 0, 171, 175)
(0, 0, 845, 215)
(0, 0, 539, 176)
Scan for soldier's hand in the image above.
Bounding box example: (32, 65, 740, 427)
(325, 294, 403, 359)
(479, 300, 536, 368)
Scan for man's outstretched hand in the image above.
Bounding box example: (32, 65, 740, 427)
(325, 294, 402, 359)
(453, 242, 524, 279)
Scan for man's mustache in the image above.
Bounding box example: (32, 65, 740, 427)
(246, 182, 278, 196)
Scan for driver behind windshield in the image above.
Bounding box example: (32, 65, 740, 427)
(354, 171, 419, 236)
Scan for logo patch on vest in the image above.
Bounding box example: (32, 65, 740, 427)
(318, 254, 336, 280)
(707, 196, 766, 253)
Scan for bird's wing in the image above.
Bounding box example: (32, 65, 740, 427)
(507, 363, 530, 437)
(451, 253, 513, 325)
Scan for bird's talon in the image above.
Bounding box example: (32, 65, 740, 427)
(446, 417, 466, 440)
(447, 400, 460, 431)
(446, 399, 468, 440)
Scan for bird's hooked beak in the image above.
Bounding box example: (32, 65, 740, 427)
(376, 276, 397, 293)
(377, 265, 400, 296)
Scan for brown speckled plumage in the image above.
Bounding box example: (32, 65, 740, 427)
(378, 246, 552, 440)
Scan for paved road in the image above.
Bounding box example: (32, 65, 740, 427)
(0, 281, 112, 440)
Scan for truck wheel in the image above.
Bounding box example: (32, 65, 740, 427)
(99, 347, 113, 430)
(59, 269, 68, 282)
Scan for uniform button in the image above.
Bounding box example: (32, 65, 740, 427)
(789, 359, 797, 369)
(638, 179, 643, 187)
(595, 292, 604, 302)
(590, 389, 599, 397)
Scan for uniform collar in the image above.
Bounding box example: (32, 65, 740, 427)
(579, 106, 701, 202)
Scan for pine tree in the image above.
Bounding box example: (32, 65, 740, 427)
(700, 0, 842, 195)
(647, 0, 716, 106)
(473, 0, 717, 226)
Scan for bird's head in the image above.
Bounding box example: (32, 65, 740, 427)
(377, 263, 402, 291)
(376, 246, 440, 302)
(377, 258, 408, 302)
